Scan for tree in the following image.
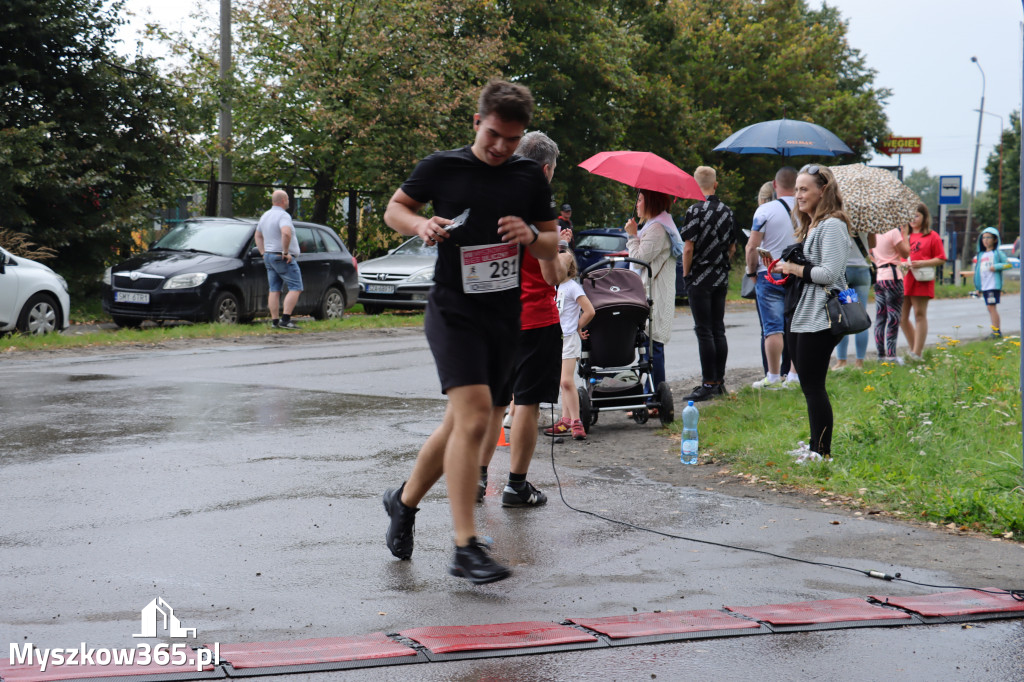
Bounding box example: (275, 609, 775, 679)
(625, 0, 891, 227)
(975, 111, 1020, 237)
(0, 0, 196, 293)
(499, 0, 640, 226)
(903, 167, 942, 212)
(162, 0, 508, 254)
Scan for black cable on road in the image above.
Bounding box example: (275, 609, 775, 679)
(544, 405, 1023, 602)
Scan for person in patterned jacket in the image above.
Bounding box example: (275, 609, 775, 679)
(681, 166, 737, 402)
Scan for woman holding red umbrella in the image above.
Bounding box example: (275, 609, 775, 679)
(625, 189, 679, 394)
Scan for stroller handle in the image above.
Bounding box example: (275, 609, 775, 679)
(580, 256, 653, 279)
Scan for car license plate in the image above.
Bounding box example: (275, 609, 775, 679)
(114, 291, 150, 304)
(365, 284, 395, 294)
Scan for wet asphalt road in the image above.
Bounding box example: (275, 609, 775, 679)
(0, 297, 1021, 680)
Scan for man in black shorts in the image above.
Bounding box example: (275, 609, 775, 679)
(381, 80, 559, 585)
(478, 131, 566, 508)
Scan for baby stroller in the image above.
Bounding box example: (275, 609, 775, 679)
(575, 256, 674, 431)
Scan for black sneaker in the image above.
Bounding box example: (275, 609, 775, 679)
(277, 319, 300, 330)
(715, 382, 728, 396)
(501, 481, 547, 507)
(683, 384, 717, 402)
(476, 475, 487, 504)
(270, 319, 280, 328)
(447, 537, 511, 584)
(383, 484, 418, 560)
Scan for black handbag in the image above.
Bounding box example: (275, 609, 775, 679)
(824, 287, 871, 336)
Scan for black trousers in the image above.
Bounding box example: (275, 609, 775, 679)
(688, 284, 728, 383)
(786, 328, 839, 456)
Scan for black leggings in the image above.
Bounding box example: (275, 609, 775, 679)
(786, 328, 839, 456)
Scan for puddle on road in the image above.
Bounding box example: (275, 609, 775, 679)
(0, 375, 442, 464)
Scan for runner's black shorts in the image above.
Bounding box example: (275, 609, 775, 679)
(512, 323, 561, 405)
(424, 286, 519, 406)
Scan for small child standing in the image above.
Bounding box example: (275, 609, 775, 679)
(544, 252, 595, 440)
(973, 227, 1012, 339)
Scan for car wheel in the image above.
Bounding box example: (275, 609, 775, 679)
(315, 286, 346, 320)
(17, 293, 61, 335)
(210, 291, 241, 324)
(111, 315, 142, 329)
(362, 303, 383, 315)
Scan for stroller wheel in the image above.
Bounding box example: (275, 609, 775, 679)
(656, 382, 675, 425)
(631, 408, 649, 424)
(577, 387, 593, 433)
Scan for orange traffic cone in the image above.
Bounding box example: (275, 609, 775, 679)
(496, 428, 510, 447)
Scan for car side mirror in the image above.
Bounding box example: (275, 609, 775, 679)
(0, 252, 8, 274)
(249, 246, 262, 259)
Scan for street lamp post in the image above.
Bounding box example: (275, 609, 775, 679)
(963, 56, 986, 264)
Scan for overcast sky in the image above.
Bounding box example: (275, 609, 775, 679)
(118, 0, 1023, 192)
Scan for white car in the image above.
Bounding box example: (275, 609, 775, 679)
(0, 246, 71, 334)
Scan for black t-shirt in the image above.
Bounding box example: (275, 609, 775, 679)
(400, 146, 557, 316)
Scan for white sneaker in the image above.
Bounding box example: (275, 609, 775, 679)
(502, 413, 513, 428)
(752, 376, 783, 389)
(906, 352, 924, 363)
(782, 376, 800, 388)
(795, 451, 824, 465)
(884, 356, 905, 366)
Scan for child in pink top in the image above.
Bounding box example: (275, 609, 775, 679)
(871, 226, 909, 360)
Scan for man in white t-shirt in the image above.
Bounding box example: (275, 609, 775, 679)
(254, 190, 304, 329)
(744, 166, 799, 388)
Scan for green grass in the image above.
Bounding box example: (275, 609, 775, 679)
(2, 307, 425, 352)
(673, 336, 1023, 537)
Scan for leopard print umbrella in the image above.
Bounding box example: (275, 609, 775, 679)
(830, 163, 921, 234)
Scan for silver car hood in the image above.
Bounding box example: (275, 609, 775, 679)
(358, 253, 435, 276)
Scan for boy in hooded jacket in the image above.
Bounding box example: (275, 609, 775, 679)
(973, 226, 1013, 338)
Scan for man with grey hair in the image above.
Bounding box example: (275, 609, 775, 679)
(479, 131, 571, 508)
(254, 189, 303, 329)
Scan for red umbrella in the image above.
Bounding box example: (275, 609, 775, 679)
(578, 151, 705, 200)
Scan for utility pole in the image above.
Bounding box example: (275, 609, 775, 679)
(963, 56, 985, 264)
(218, 0, 233, 218)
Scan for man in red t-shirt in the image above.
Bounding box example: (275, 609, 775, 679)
(479, 131, 567, 508)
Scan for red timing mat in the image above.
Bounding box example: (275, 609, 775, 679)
(209, 634, 416, 669)
(399, 621, 598, 654)
(725, 598, 913, 626)
(869, 589, 1024, 618)
(569, 609, 760, 639)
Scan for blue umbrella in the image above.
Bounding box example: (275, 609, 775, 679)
(713, 118, 853, 157)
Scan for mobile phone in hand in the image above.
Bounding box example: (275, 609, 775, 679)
(756, 247, 772, 260)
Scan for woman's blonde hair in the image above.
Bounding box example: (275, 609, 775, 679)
(563, 251, 579, 280)
(757, 181, 774, 205)
(794, 165, 851, 240)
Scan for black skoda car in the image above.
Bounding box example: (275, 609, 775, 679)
(102, 218, 358, 327)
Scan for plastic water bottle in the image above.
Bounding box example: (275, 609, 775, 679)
(681, 401, 699, 465)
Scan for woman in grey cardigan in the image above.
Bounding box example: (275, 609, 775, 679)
(770, 165, 851, 462)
